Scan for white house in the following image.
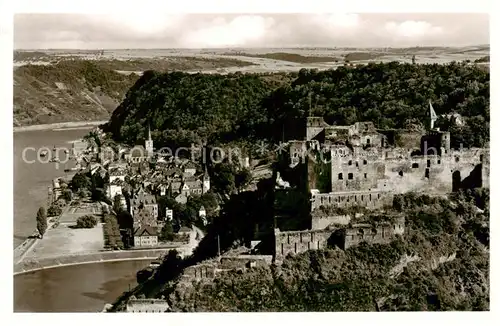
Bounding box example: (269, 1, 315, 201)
(199, 206, 207, 225)
(107, 184, 122, 199)
(133, 226, 158, 247)
(166, 207, 173, 221)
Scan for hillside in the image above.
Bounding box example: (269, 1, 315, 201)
(104, 70, 296, 147)
(13, 57, 255, 127)
(105, 62, 489, 149)
(14, 60, 138, 126)
(110, 190, 489, 312)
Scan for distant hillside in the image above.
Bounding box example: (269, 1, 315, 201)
(13, 60, 137, 126)
(13, 60, 139, 126)
(474, 56, 490, 63)
(104, 62, 489, 150)
(13, 57, 255, 127)
(224, 52, 342, 64)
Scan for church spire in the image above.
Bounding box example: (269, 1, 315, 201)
(429, 100, 437, 130)
(148, 124, 152, 141)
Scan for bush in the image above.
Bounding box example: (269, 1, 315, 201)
(75, 215, 98, 228)
(47, 205, 63, 217)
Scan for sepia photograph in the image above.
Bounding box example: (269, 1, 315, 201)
(8, 2, 491, 317)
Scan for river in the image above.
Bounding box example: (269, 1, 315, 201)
(14, 128, 149, 312)
(14, 260, 151, 312)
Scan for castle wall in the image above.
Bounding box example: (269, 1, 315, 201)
(311, 190, 394, 211)
(274, 228, 333, 259)
(383, 150, 485, 194)
(181, 263, 216, 282)
(398, 131, 425, 150)
(219, 255, 273, 269)
(311, 213, 354, 230)
(342, 222, 402, 250)
(306, 117, 329, 141)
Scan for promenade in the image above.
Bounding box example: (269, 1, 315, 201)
(14, 200, 199, 275)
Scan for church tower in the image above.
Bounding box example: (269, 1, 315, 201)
(145, 125, 154, 157)
(202, 166, 211, 194)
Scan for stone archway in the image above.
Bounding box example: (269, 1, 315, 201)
(452, 170, 461, 192)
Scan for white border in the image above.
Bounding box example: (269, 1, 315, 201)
(2, 0, 496, 325)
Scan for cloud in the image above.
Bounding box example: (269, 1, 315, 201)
(385, 20, 444, 38)
(181, 15, 274, 47)
(13, 13, 489, 49)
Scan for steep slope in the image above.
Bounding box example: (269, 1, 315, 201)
(110, 190, 488, 312)
(13, 60, 138, 126)
(13, 57, 256, 127)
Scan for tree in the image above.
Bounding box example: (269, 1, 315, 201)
(70, 173, 91, 192)
(47, 205, 63, 217)
(60, 189, 72, 202)
(211, 161, 236, 196)
(113, 194, 124, 213)
(75, 215, 98, 228)
(235, 168, 253, 193)
(159, 222, 175, 242)
(78, 188, 91, 198)
(36, 207, 47, 239)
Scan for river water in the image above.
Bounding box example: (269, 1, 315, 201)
(14, 260, 151, 312)
(14, 128, 150, 312)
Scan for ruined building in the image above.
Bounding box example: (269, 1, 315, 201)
(271, 104, 489, 259)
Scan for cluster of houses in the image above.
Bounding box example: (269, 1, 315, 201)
(72, 127, 211, 248)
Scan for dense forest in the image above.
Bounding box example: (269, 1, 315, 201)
(105, 61, 489, 149)
(164, 190, 489, 312)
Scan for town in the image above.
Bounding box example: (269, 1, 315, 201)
(92, 105, 487, 312)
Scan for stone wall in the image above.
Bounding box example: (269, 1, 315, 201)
(311, 214, 351, 230)
(274, 228, 334, 259)
(341, 218, 405, 250)
(311, 190, 394, 211)
(181, 263, 217, 282)
(218, 255, 273, 269)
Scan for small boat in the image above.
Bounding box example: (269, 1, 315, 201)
(50, 157, 60, 163)
(40, 151, 48, 157)
(64, 149, 69, 154)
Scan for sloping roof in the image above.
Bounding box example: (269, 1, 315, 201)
(183, 161, 197, 169)
(178, 226, 192, 233)
(130, 145, 146, 158)
(185, 179, 202, 189)
(134, 225, 158, 237)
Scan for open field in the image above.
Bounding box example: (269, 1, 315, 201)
(23, 224, 105, 260)
(222, 52, 342, 63)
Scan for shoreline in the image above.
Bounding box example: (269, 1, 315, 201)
(14, 247, 189, 275)
(13, 120, 108, 133)
(14, 257, 156, 276)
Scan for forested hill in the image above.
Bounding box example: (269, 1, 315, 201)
(105, 62, 490, 148)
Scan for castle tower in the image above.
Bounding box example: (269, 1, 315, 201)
(145, 125, 154, 157)
(202, 167, 210, 194)
(429, 101, 437, 130)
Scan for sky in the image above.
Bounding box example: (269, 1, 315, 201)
(13, 13, 489, 49)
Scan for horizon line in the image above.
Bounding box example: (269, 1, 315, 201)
(13, 44, 491, 51)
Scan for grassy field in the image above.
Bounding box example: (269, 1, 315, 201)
(223, 52, 342, 63)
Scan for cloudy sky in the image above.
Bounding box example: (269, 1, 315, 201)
(14, 13, 489, 49)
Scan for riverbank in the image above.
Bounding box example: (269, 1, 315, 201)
(14, 247, 190, 275)
(14, 120, 107, 133)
